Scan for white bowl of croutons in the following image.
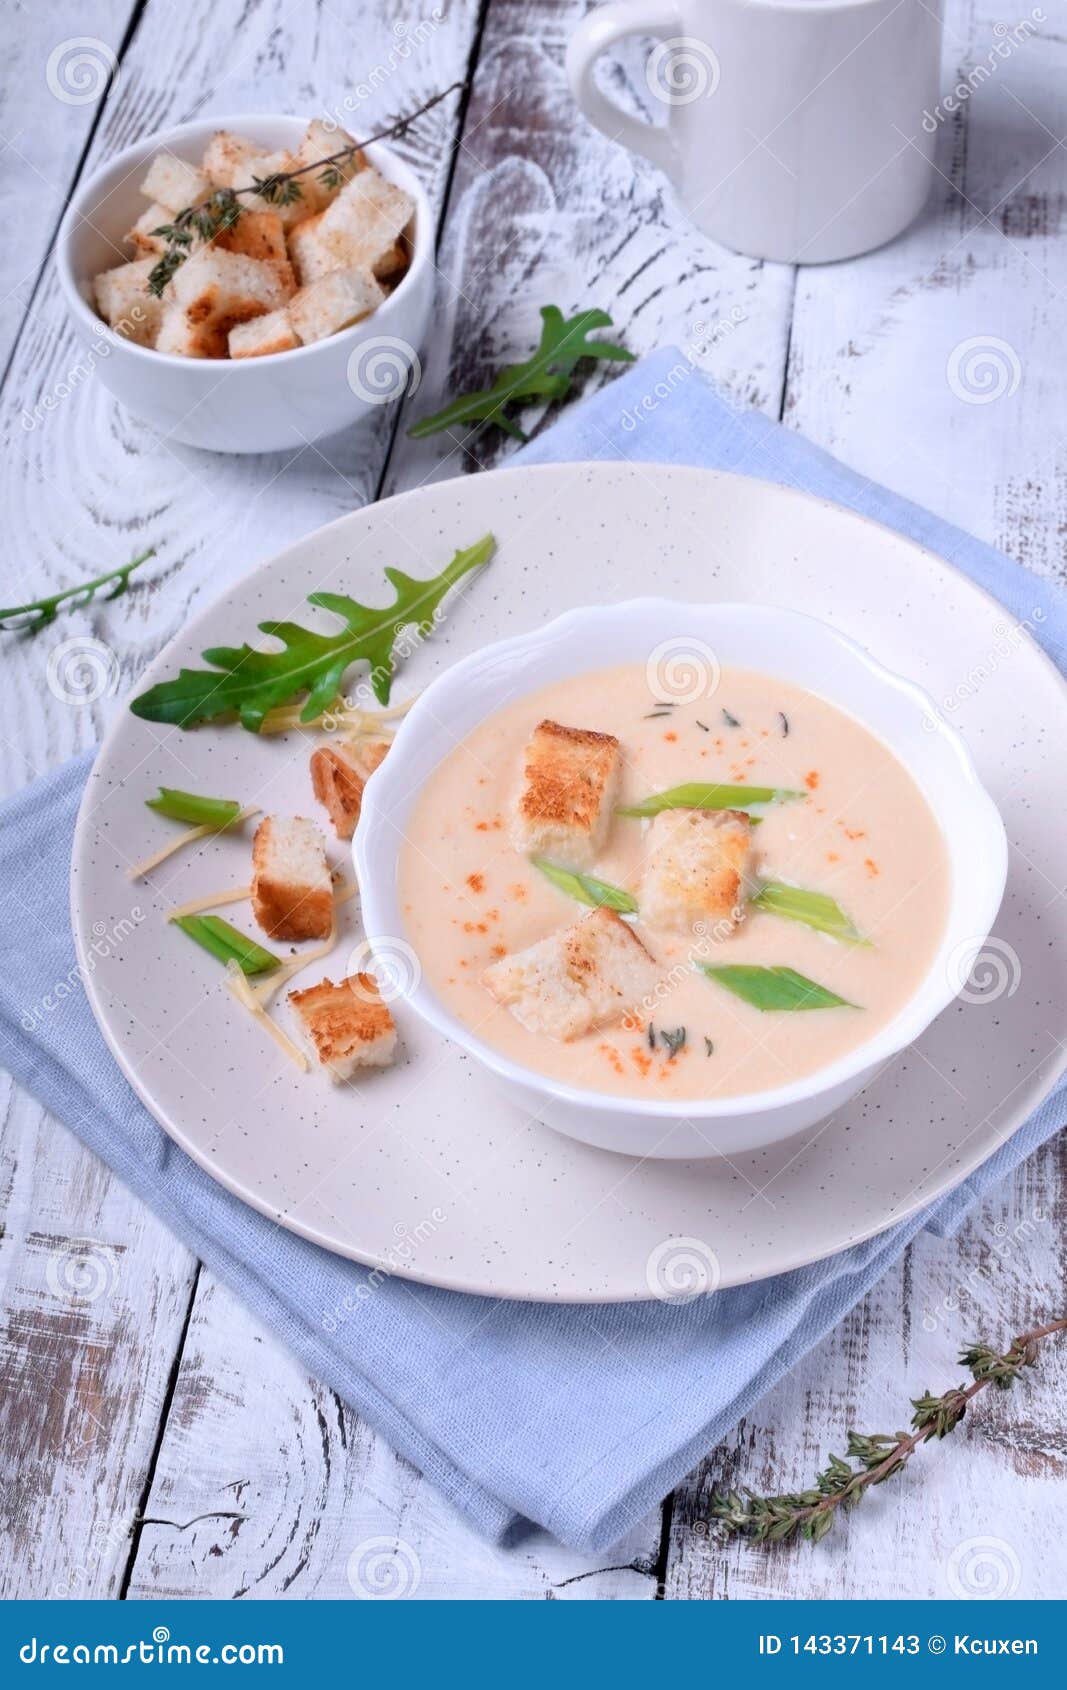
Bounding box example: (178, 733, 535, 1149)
(356, 598, 1007, 1160)
(56, 114, 433, 453)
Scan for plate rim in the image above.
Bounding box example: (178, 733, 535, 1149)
(70, 460, 1067, 1301)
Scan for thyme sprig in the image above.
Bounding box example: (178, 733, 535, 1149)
(709, 1319, 1067, 1546)
(147, 84, 464, 296)
(0, 550, 154, 633)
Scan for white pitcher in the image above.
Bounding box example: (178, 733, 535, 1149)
(566, 0, 945, 263)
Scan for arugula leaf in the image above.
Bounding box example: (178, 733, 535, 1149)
(701, 964, 859, 1012)
(533, 858, 638, 914)
(130, 535, 494, 732)
(408, 307, 633, 441)
(173, 914, 279, 976)
(0, 550, 153, 633)
(750, 881, 871, 947)
(146, 787, 241, 828)
(618, 783, 806, 817)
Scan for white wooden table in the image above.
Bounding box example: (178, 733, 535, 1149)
(1, 0, 1065, 1601)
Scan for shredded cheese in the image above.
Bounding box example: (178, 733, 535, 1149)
(167, 885, 251, 921)
(252, 927, 339, 1008)
(226, 962, 308, 1072)
(128, 805, 261, 880)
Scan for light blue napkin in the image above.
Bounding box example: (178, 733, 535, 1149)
(1, 351, 1063, 1554)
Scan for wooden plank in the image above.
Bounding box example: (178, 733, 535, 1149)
(0, 1, 135, 374)
(123, 1274, 661, 1599)
(663, 0, 1067, 1597)
(663, 1140, 1067, 1598)
(0, 1077, 198, 1599)
(384, 0, 795, 492)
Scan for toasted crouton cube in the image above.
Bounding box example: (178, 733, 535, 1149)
(309, 738, 391, 839)
(251, 816, 333, 940)
(155, 304, 225, 358)
(317, 167, 414, 278)
(287, 212, 334, 286)
(126, 202, 173, 257)
(288, 268, 385, 344)
(640, 809, 756, 935)
(484, 907, 659, 1042)
(289, 973, 397, 1079)
(216, 211, 296, 296)
(159, 248, 287, 356)
(511, 719, 620, 867)
(202, 130, 268, 189)
(228, 307, 299, 359)
(140, 153, 212, 213)
(293, 120, 364, 211)
(92, 259, 163, 346)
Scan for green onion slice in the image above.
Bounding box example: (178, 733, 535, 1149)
(146, 787, 242, 828)
(533, 858, 638, 914)
(750, 881, 871, 947)
(174, 914, 279, 975)
(700, 964, 859, 1011)
(618, 783, 806, 818)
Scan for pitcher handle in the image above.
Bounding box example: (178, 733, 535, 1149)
(566, 0, 685, 182)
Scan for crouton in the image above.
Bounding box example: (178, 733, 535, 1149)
(640, 809, 756, 935)
(287, 211, 333, 286)
(228, 308, 299, 359)
(92, 259, 163, 346)
(511, 719, 620, 868)
(288, 268, 385, 345)
(251, 816, 333, 940)
(289, 973, 397, 1079)
(126, 202, 172, 257)
(202, 130, 268, 190)
(216, 211, 296, 296)
(292, 119, 364, 212)
(483, 907, 658, 1042)
(155, 304, 225, 358)
(309, 738, 391, 839)
(140, 153, 212, 213)
(162, 246, 287, 354)
(317, 167, 414, 278)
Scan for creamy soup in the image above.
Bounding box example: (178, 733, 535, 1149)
(397, 664, 950, 1101)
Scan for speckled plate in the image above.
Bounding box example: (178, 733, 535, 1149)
(71, 464, 1067, 1301)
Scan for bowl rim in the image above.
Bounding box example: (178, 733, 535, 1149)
(356, 596, 1009, 1120)
(54, 110, 432, 372)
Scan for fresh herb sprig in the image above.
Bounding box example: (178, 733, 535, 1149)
(710, 1320, 1067, 1546)
(533, 858, 637, 914)
(130, 534, 494, 732)
(702, 964, 858, 1012)
(147, 85, 464, 296)
(173, 913, 279, 976)
(0, 550, 154, 633)
(618, 783, 805, 818)
(408, 307, 632, 442)
(146, 787, 242, 828)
